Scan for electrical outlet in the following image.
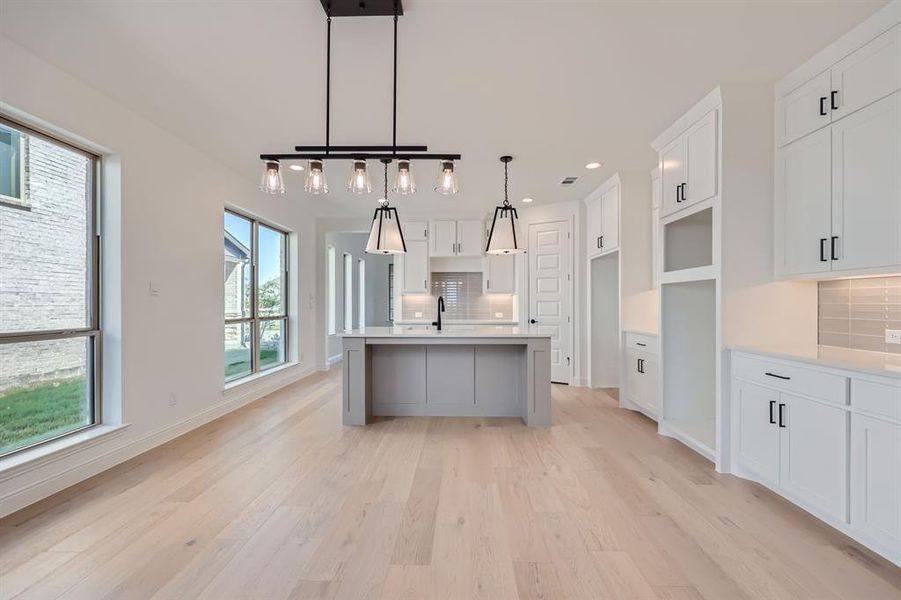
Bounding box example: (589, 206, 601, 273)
(886, 329, 901, 345)
(495, 312, 504, 318)
(415, 311, 423, 318)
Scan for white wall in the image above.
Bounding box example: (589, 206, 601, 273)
(0, 35, 318, 517)
(618, 171, 659, 334)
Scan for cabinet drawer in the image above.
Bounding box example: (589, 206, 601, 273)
(625, 332, 658, 354)
(733, 355, 848, 405)
(851, 378, 901, 422)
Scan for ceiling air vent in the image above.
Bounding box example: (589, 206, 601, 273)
(560, 176, 579, 187)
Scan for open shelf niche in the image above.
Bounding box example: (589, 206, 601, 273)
(664, 207, 713, 273)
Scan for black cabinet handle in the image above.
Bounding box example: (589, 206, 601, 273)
(831, 90, 839, 110)
(530, 318, 538, 324)
(600, 235, 604, 248)
(769, 400, 776, 425)
(680, 183, 687, 201)
(637, 358, 643, 374)
(831, 236, 839, 261)
(820, 238, 828, 262)
(597, 236, 601, 249)
(819, 96, 828, 116)
(676, 184, 682, 203)
(765, 372, 791, 381)
(778, 403, 786, 428)
(636, 342, 646, 347)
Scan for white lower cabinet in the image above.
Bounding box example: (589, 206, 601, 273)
(779, 393, 848, 522)
(623, 333, 658, 419)
(732, 351, 901, 566)
(851, 413, 901, 555)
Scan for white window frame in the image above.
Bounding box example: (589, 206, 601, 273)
(343, 253, 353, 331)
(327, 245, 336, 335)
(0, 121, 27, 208)
(358, 259, 365, 329)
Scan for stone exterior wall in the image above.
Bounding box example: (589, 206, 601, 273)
(0, 135, 90, 391)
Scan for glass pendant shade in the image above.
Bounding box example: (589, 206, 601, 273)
(347, 160, 372, 194)
(259, 160, 285, 194)
(486, 205, 525, 254)
(434, 160, 459, 195)
(304, 159, 328, 194)
(365, 205, 406, 254)
(393, 159, 416, 195)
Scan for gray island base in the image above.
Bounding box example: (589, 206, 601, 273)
(341, 327, 553, 427)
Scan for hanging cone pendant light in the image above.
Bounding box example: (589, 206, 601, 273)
(366, 159, 407, 254)
(486, 156, 526, 254)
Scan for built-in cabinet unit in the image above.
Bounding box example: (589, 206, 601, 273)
(585, 179, 619, 259)
(730, 350, 901, 567)
(484, 254, 515, 294)
(659, 109, 718, 218)
(622, 332, 658, 419)
(430, 219, 483, 257)
(775, 22, 901, 278)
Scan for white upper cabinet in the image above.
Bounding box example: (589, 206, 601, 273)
(400, 239, 429, 294)
(831, 92, 901, 272)
(775, 127, 833, 276)
(404, 220, 429, 242)
(684, 110, 718, 206)
(429, 220, 458, 257)
(775, 22, 901, 278)
(456, 220, 483, 257)
(831, 25, 901, 120)
(660, 110, 717, 217)
(776, 70, 833, 147)
(585, 176, 620, 259)
(484, 254, 515, 294)
(600, 187, 619, 251)
(429, 219, 483, 257)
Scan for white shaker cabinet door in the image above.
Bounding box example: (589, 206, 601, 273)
(736, 382, 781, 486)
(779, 393, 849, 523)
(485, 254, 515, 294)
(831, 25, 901, 121)
(776, 70, 833, 147)
(683, 109, 718, 207)
(429, 220, 457, 257)
(600, 186, 619, 252)
(775, 127, 833, 277)
(831, 92, 901, 272)
(660, 136, 685, 217)
(586, 196, 603, 258)
(401, 240, 430, 293)
(851, 413, 901, 555)
(456, 220, 484, 257)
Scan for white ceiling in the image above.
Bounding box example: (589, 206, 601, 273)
(0, 0, 887, 218)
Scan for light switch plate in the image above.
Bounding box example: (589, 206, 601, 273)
(886, 329, 901, 345)
(415, 311, 423, 318)
(495, 312, 504, 318)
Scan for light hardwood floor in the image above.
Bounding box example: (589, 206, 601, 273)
(1, 367, 900, 600)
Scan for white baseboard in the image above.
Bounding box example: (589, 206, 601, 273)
(0, 364, 316, 518)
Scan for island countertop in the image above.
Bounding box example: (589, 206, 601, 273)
(341, 325, 552, 339)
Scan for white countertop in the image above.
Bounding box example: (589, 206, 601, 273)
(731, 344, 901, 379)
(341, 325, 552, 338)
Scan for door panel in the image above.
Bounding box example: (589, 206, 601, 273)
(429, 220, 457, 257)
(684, 110, 718, 206)
(456, 220, 483, 256)
(775, 127, 833, 276)
(832, 92, 901, 271)
(529, 221, 571, 384)
(600, 187, 619, 251)
(736, 382, 781, 485)
(660, 138, 685, 217)
(851, 414, 901, 551)
(832, 25, 901, 120)
(780, 394, 849, 522)
(776, 70, 833, 146)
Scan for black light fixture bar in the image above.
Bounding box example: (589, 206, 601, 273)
(319, 0, 403, 18)
(294, 145, 427, 152)
(261, 153, 461, 161)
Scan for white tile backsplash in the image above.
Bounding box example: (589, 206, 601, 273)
(400, 272, 514, 321)
(818, 276, 901, 354)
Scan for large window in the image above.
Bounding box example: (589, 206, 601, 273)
(224, 210, 288, 382)
(0, 117, 99, 456)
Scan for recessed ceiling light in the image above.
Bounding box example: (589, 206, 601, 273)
(585, 162, 602, 170)
(521, 197, 534, 203)
(288, 164, 305, 171)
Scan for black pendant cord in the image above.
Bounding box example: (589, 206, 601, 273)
(325, 10, 332, 155)
(503, 159, 510, 207)
(392, 2, 398, 155)
(383, 161, 390, 206)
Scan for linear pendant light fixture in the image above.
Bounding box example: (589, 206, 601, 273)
(366, 159, 407, 254)
(486, 156, 526, 255)
(259, 0, 460, 198)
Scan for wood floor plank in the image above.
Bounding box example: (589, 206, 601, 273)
(0, 371, 897, 600)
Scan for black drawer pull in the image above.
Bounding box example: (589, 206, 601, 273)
(636, 342, 646, 347)
(819, 96, 828, 116)
(765, 372, 791, 381)
(831, 90, 839, 110)
(820, 238, 828, 262)
(778, 403, 786, 428)
(769, 400, 776, 425)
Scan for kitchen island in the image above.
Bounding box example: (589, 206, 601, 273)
(340, 326, 552, 426)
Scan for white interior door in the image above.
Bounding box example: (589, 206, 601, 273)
(528, 220, 572, 384)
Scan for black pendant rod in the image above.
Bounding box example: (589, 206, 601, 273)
(261, 152, 461, 161)
(392, 2, 398, 154)
(295, 145, 426, 152)
(326, 8, 331, 154)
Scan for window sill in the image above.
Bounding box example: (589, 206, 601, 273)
(0, 193, 31, 211)
(0, 423, 130, 481)
(224, 361, 298, 393)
